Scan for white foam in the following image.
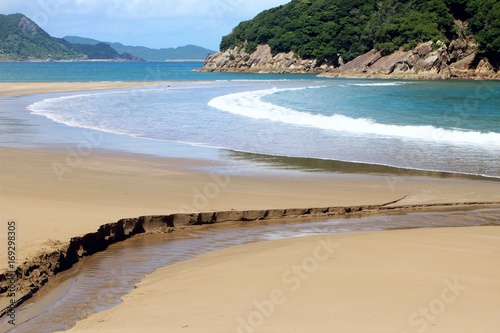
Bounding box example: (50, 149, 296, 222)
(208, 87, 500, 147)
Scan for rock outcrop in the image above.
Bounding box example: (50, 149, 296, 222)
(199, 22, 499, 79)
(323, 40, 454, 79)
(324, 30, 498, 79)
(18, 16, 37, 33)
(199, 44, 333, 74)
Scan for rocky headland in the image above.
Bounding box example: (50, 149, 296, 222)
(199, 21, 499, 80)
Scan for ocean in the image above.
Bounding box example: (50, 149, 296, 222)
(1, 61, 499, 178)
(1, 61, 499, 333)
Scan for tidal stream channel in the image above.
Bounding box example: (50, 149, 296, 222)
(1, 208, 499, 333)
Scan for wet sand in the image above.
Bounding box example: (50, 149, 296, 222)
(63, 225, 500, 333)
(1, 209, 497, 333)
(2, 145, 500, 275)
(0, 83, 499, 332)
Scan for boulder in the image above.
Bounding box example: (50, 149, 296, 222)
(450, 53, 476, 71)
(414, 54, 440, 72)
(248, 44, 273, 67)
(475, 58, 495, 74)
(371, 49, 414, 72)
(339, 49, 382, 71)
(415, 41, 433, 57)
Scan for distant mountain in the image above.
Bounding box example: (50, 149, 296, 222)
(0, 13, 78, 60)
(0, 12, 204, 62)
(0, 13, 144, 61)
(61, 36, 102, 46)
(56, 39, 144, 61)
(64, 36, 216, 61)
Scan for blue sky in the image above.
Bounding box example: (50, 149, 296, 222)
(0, 0, 291, 50)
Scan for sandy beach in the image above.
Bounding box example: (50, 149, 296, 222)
(62, 226, 500, 333)
(0, 82, 207, 97)
(1, 144, 499, 274)
(0, 82, 499, 332)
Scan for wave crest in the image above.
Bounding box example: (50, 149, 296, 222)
(208, 87, 500, 147)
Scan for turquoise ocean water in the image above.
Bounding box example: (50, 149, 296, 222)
(1, 61, 499, 178)
(0, 62, 499, 333)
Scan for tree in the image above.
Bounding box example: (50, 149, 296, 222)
(218, 0, 498, 67)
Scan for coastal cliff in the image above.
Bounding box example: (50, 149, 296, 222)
(200, 37, 499, 79)
(324, 20, 499, 79)
(199, 0, 499, 79)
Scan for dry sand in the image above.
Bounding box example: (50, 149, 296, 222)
(0, 81, 208, 97)
(1, 146, 500, 273)
(1, 83, 499, 332)
(63, 226, 500, 333)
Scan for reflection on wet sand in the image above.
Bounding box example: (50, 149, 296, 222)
(2, 208, 499, 333)
(225, 150, 500, 181)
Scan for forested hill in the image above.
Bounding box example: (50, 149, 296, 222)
(219, 0, 499, 68)
(0, 13, 77, 60)
(0, 14, 143, 61)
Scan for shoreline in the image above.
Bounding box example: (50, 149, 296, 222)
(2, 200, 500, 318)
(62, 225, 500, 333)
(0, 81, 213, 97)
(1, 83, 499, 330)
(1, 144, 500, 317)
(196, 66, 500, 80)
(318, 71, 500, 80)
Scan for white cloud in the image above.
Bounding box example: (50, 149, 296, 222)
(0, 0, 290, 19)
(0, 0, 291, 49)
(115, 0, 290, 20)
(0, 1, 26, 13)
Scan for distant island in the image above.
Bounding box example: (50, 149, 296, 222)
(199, 0, 499, 79)
(0, 13, 215, 62)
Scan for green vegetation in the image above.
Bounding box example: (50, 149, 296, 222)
(57, 39, 133, 60)
(0, 14, 144, 61)
(0, 13, 80, 60)
(64, 36, 216, 61)
(220, 0, 499, 67)
(465, 0, 500, 64)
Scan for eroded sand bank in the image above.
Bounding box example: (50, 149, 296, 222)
(0, 83, 499, 332)
(63, 226, 500, 333)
